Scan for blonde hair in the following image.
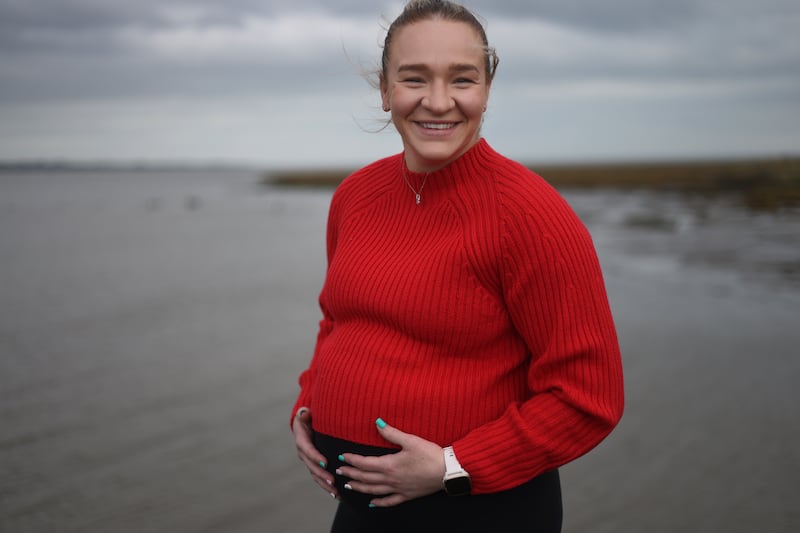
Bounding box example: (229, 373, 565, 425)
(381, 0, 499, 83)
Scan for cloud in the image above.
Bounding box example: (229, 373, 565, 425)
(488, 3, 800, 100)
(0, 0, 798, 164)
(472, 0, 700, 32)
(117, 12, 379, 64)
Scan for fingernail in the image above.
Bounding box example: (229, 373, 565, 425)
(337, 454, 345, 462)
(344, 483, 353, 490)
(368, 503, 376, 508)
(376, 418, 387, 429)
(330, 492, 336, 499)
(326, 479, 333, 486)
(319, 461, 326, 468)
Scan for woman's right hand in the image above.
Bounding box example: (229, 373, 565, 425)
(292, 407, 338, 499)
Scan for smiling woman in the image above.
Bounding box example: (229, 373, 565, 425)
(377, 0, 498, 173)
(289, 2, 624, 532)
(380, 19, 492, 173)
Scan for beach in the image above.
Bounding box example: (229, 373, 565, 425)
(1, 168, 799, 532)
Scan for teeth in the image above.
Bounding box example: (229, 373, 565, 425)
(420, 122, 455, 130)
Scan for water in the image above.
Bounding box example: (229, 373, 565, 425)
(0, 169, 798, 532)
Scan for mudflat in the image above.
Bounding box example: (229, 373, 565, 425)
(1, 168, 798, 532)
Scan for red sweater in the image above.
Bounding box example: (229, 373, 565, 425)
(293, 139, 624, 494)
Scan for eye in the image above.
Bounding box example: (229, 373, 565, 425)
(454, 78, 478, 86)
(401, 77, 425, 85)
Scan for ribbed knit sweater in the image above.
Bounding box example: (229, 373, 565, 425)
(293, 139, 624, 495)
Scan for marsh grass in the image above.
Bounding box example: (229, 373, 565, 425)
(266, 157, 800, 211)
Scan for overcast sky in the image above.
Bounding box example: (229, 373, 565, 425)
(1, 0, 798, 168)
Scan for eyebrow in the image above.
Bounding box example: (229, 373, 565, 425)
(397, 63, 480, 74)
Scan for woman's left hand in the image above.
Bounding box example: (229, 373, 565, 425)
(336, 419, 446, 507)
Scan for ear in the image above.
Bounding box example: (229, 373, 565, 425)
(482, 82, 492, 112)
(380, 73, 390, 112)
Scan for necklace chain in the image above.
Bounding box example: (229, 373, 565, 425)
(402, 164, 430, 206)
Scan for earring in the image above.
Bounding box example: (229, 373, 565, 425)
(383, 104, 390, 112)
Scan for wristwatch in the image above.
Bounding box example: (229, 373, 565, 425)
(442, 446, 472, 496)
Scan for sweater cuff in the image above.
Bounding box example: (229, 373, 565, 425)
(290, 394, 311, 428)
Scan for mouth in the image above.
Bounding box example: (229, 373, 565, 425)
(416, 121, 459, 131)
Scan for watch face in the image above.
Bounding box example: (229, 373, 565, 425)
(445, 475, 472, 496)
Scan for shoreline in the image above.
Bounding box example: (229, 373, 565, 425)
(265, 156, 800, 211)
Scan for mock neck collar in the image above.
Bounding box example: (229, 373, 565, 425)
(402, 138, 493, 180)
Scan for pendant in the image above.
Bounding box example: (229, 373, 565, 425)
(415, 194, 421, 205)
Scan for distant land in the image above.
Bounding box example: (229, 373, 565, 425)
(0, 161, 251, 172)
(2, 156, 798, 210)
(265, 156, 800, 211)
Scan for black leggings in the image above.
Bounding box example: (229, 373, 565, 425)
(314, 432, 563, 533)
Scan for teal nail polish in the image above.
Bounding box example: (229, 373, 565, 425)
(338, 454, 345, 462)
(376, 418, 387, 429)
(319, 461, 326, 468)
(368, 503, 376, 509)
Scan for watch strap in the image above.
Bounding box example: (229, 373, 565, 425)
(443, 446, 464, 473)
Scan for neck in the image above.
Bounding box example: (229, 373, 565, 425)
(404, 137, 483, 174)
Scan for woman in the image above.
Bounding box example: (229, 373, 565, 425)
(291, 1, 624, 531)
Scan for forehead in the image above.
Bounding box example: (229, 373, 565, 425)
(388, 19, 485, 69)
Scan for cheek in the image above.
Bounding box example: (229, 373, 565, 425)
(388, 87, 420, 114)
(455, 92, 488, 118)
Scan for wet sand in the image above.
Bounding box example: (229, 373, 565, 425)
(0, 170, 798, 532)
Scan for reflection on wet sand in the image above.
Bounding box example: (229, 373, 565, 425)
(0, 168, 798, 533)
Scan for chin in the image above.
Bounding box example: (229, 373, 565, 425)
(415, 144, 469, 167)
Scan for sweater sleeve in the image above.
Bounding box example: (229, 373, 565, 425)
(290, 290, 334, 422)
(290, 186, 341, 423)
(452, 179, 624, 494)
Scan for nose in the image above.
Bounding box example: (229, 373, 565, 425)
(422, 81, 454, 113)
